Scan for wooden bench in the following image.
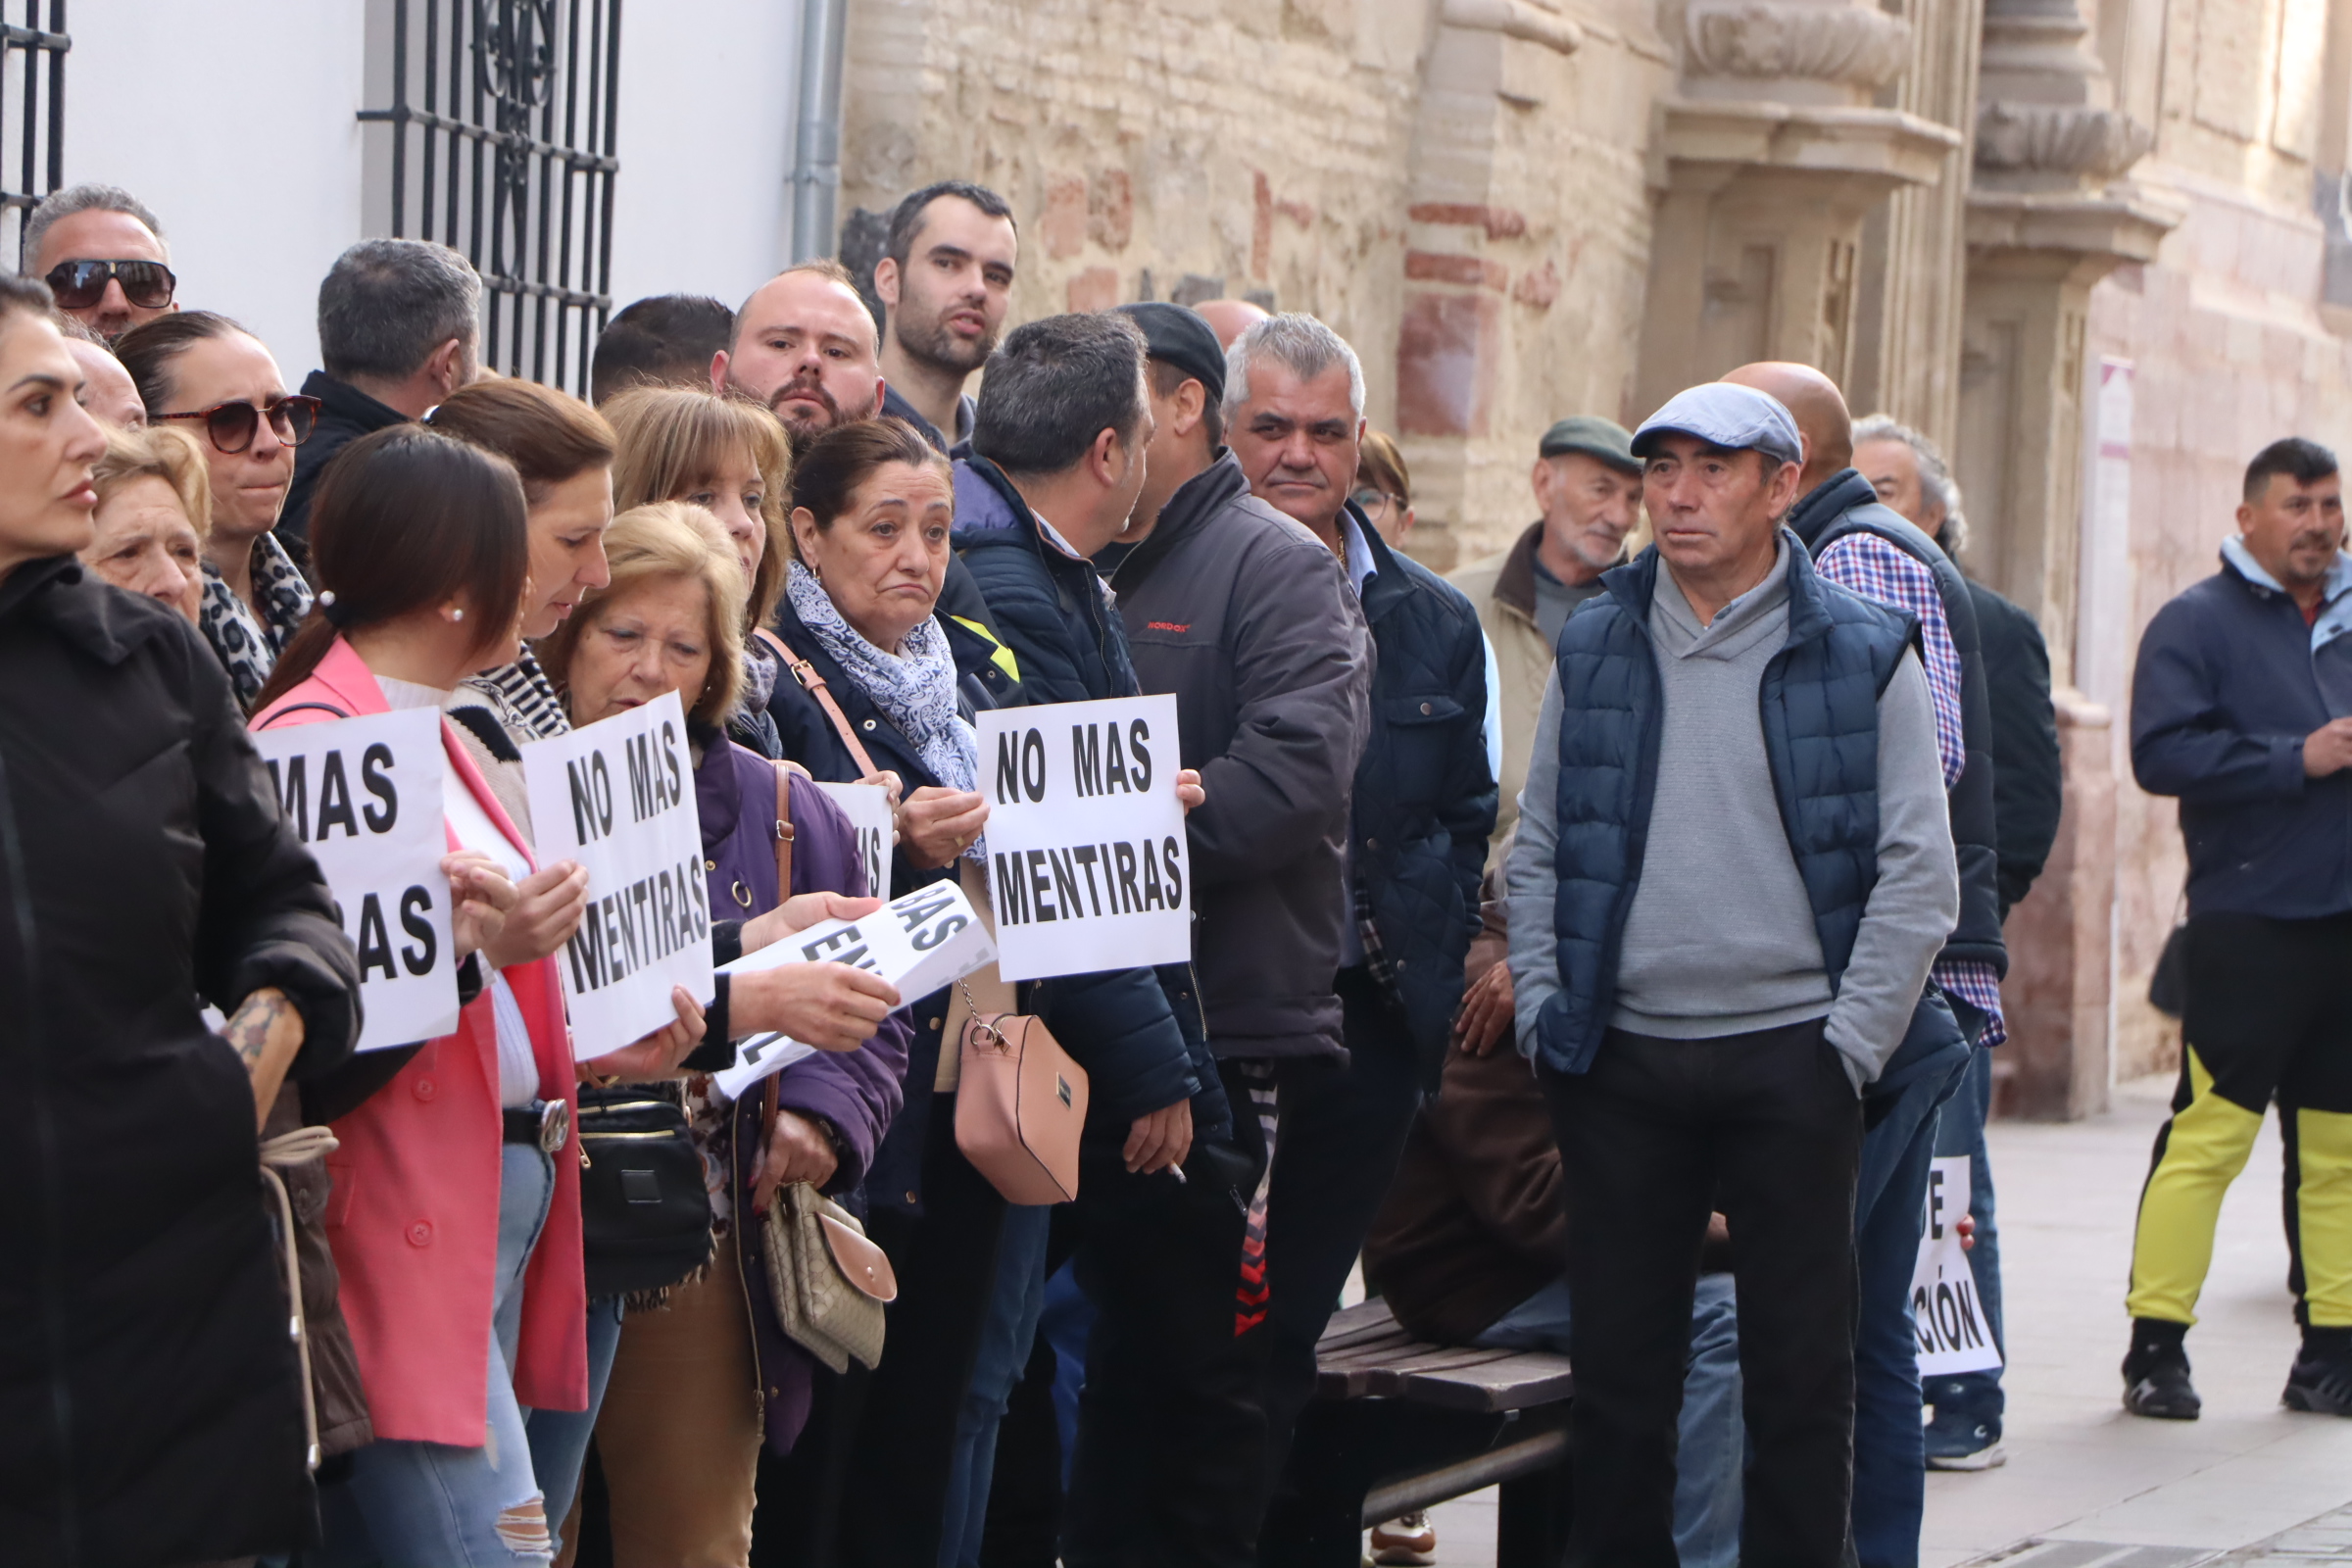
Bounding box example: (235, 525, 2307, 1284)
(1258, 1298, 1577, 1566)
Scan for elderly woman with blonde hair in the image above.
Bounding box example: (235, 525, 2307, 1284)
(535, 500, 908, 1567)
(84, 421, 209, 619)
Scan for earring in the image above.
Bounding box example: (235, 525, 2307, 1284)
(447, 605, 466, 623)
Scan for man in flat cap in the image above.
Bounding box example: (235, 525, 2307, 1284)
(1074, 301, 1374, 1563)
(1450, 415, 1645, 863)
(1505, 382, 1958, 1567)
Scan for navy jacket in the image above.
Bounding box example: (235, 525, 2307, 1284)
(1970, 579, 2061, 916)
(1344, 504, 1496, 1074)
(1536, 543, 1919, 1076)
(953, 455, 1232, 1144)
(760, 590, 1016, 1213)
(2132, 543, 2352, 920)
(1788, 469, 2005, 977)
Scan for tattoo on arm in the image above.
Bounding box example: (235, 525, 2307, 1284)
(224, 990, 294, 1071)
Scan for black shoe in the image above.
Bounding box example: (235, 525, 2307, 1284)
(2282, 1348, 2352, 1415)
(2122, 1319, 2201, 1420)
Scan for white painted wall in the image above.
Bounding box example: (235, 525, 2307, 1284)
(53, 0, 803, 384)
(63, 2, 368, 383)
(606, 0, 804, 318)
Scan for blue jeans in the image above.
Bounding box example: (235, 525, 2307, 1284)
(1039, 1259, 1096, 1491)
(522, 1294, 624, 1554)
(319, 1145, 557, 1568)
(1926, 1044, 2004, 1424)
(1474, 1272, 1743, 1568)
(1851, 1102, 1941, 1568)
(941, 1200, 1052, 1567)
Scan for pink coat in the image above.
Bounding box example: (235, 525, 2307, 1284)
(253, 639, 586, 1445)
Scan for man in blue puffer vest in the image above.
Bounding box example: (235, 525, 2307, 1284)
(1505, 382, 1959, 1568)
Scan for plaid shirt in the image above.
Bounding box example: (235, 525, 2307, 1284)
(1813, 532, 2004, 1044)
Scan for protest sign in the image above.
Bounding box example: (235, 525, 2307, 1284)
(813, 781, 894, 900)
(1913, 1155, 2002, 1376)
(975, 695, 1191, 983)
(520, 689, 712, 1059)
(251, 709, 458, 1054)
(710, 878, 997, 1101)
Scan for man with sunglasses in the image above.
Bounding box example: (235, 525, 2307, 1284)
(24, 183, 176, 340)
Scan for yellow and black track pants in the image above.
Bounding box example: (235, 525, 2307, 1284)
(2128, 909, 2352, 1330)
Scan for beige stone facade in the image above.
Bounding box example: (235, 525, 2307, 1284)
(838, 0, 2352, 1116)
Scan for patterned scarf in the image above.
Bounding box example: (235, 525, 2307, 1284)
(785, 562, 981, 856)
(199, 531, 314, 710)
(462, 648, 572, 741)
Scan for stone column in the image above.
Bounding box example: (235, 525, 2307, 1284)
(1959, 0, 2179, 1118)
(1632, 0, 1961, 415)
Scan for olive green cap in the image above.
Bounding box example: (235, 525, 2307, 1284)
(1537, 415, 1641, 474)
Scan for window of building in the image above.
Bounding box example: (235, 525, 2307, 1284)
(360, 0, 620, 396)
(0, 0, 68, 266)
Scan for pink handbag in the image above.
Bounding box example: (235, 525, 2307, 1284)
(954, 991, 1090, 1205)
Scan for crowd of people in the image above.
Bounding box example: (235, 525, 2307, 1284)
(2, 167, 2344, 1568)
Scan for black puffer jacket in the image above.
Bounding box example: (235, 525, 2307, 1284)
(954, 455, 1232, 1142)
(0, 559, 362, 1567)
(1969, 578, 2061, 916)
(1112, 455, 1373, 1060)
(1789, 469, 2006, 977)
(1342, 505, 1496, 1075)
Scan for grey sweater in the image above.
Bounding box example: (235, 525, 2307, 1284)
(1505, 541, 1958, 1090)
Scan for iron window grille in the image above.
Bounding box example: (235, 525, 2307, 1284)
(0, 0, 66, 267)
(360, 0, 619, 396)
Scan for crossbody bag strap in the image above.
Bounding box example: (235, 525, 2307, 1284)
(771, 760, 796, 901)
(756, 627, 881, 780)
(255, 700, 354, 728)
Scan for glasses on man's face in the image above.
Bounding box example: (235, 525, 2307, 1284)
(156, 395, 321, 455)
(43, 258, 177, 312)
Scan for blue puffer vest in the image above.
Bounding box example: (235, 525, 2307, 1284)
(1534, 537, 1919, 1076)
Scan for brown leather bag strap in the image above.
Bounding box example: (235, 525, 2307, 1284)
(771, 760, 796, 902)
(756, 627, 881, 780)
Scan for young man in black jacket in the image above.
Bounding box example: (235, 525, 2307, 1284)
(955, 311, 1255, 1566)
(2126, 435, 2352, 1419)
(1222, 314, 1495, 1550)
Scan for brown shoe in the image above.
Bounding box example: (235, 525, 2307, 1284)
(1370, 1511, 1437, 1566)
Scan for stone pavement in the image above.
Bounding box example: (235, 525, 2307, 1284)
(1396, 1073, 2352, 1566)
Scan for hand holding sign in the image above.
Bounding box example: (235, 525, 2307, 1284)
(483, 860, 590, 970)
(901, 784, 988, 870)
(731, 962, 902, 1053)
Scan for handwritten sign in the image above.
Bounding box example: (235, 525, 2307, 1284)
(1913, 1155, 2001, 1376)
(520, 690, 712, 1058)
(252, 709, 458, 1053)
(710, 878, 997, 1101)
(976, 695, 1191, 983)
(813, 781, 894, 900)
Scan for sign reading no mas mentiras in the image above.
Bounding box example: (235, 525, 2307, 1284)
(520, 689, 713, 1059)
(976, 694, 1191, 983)
(250, 708, 459, 1054)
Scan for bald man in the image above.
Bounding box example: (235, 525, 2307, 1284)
(1192, 296, 1269, 351)
(711, 259, 885, 442)
(1722, 363, 2007, 1556)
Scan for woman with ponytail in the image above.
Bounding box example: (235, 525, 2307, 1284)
(253, 426, 701, 1567)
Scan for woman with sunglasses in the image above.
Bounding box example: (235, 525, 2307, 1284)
(117, 311, 319, 708)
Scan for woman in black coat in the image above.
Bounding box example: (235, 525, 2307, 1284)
(0, 276, 364, 1564)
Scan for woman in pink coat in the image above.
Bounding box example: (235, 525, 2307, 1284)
(253, 426, 699, 1567)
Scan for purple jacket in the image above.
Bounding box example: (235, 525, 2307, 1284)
(697, 730, 910, 1452)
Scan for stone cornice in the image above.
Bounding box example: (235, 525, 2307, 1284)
(1662, 99, 1962, 186)
(1964, 184, 2185, 263)
(1683, 1, 1912, 88)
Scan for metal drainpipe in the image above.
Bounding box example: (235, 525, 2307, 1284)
(790, 0, 849, 263)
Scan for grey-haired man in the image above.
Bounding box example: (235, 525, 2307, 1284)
(1506, 382, 1957, 1566)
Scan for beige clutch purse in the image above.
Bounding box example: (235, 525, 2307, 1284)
(762, 1181, 898, 1373)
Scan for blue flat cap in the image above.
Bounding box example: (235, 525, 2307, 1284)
(1631, 384, 1803, 468)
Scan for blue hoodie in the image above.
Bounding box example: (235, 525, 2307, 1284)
(2131, 538, 2352, 919)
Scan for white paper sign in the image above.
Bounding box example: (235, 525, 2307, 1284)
(1912, 1155, 2001, 1375)
(814, 781, 894, 899)
(252, 709, 459, 1054)
(519, 690, 713, 1058)
(710, 878, 997, 1102)
(976, 695, 1191, 982)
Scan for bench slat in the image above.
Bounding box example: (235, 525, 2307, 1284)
(1361, 1347, 1520, 1395)
(1398, 1354, 1577, 1413)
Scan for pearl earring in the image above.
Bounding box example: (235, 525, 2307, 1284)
(450, 606, 466, 623)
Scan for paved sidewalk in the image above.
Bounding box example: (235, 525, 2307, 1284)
(1401, 1074, 2352, 1566)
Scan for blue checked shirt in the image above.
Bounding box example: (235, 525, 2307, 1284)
(1814, 532, 2006, 1046)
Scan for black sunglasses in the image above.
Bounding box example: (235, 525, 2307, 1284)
(43, 258, 177, 312)
(156, 394, 321, 455)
